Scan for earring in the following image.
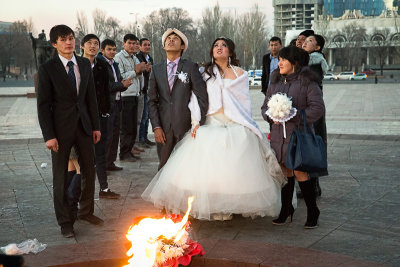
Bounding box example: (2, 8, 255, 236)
(292, 66, 295, 73)
(228, 57, 231, 65)
(212, 57, 214, 64)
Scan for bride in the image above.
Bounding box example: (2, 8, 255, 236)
(142, 37, 286, 221)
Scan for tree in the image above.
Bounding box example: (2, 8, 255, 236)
(0, 20, 34, 75)
(75, 10, 89, 41)
(92, 9, 107, 40)
(370, 27, 392, 75)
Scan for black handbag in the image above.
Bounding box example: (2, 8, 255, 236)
(285, 110, 327, 173)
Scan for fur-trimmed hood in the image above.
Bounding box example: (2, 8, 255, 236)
(270, 66, 320, 87)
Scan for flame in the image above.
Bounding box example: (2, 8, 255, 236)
(123, 197, 194, 267)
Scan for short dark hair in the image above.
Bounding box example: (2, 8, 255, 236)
(269, 36, 282, 45)
(81, 34, 100, 54)
(139, 38, 149, 46)
(310, 34, 325, 52)
(123, 34, 139, 43)
(289, 39, 297, 46)
(278, 46, 310, 71)
(101, 39, 116, 50)
(49, 25, 74, 44)
(299, 29, 314, 38)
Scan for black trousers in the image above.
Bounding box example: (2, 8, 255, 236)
(95, 116, 108, 190)
(106, 100, 121, 167)
(119, 96, 139, 156)
(51, 122, 95, 227)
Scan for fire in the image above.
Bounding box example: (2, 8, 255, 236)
(123, 197, 194, 267)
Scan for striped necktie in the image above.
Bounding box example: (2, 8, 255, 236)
(167, 62, 176, 91)
(67, 61, 77, 91)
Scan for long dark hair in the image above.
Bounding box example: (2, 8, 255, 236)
(204, 37, 240, 80)
(278, 46, 310, 73)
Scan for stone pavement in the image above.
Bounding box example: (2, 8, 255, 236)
(0, 83, 399, 266)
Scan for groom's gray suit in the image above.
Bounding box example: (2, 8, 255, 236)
(148, 58, 208, 169)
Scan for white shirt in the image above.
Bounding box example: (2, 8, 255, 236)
(58, 54, 80, 93)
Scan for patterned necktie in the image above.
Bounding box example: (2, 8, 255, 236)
(167, 62, 176, 91)
(67, 61, 77, 91)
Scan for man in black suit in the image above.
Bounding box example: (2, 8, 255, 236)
(136, 38, 155, 148)
(37, 25, 103, 238)
(148, 28, 208, 169)
(261, 36, 282, 95)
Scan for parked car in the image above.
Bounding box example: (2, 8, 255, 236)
(323, 73, 335, 80)
(251, 77, 262, 86)
(335, 72, 355, 80)
(361, 69, 376, 75)
(352, 73, 367, 80)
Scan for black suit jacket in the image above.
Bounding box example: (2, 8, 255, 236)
(136, 51, 153, 94)
(148, 58, 208, 139)
(37, 54, 100, 142)
(261, 53, 272, 95)
(93, 58, 110, 115)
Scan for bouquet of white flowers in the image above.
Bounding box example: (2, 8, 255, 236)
(265, 93, 297, 138)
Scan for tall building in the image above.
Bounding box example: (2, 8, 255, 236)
(273, 0, 324, 44)
(323, 0, 390, 17)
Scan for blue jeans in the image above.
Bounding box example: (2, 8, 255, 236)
(138, 94, 149, 142)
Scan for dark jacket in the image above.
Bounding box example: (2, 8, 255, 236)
(136, 51, 153, 94)
(261, 67, 325, 164)
(261, 53, 279, 95)
(92, 58, 110, 115)
(148, 58, 208, 139)
(37, 54, 99, 141)
(96, 53, 127, 112)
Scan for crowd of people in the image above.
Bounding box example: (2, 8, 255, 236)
(37, 24, 328, 238)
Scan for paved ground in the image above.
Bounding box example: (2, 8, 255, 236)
(0, 83, 399, 266)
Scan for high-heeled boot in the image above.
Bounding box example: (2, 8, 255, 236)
(299, 180, 320, 229)
(272, 176, 295, 225)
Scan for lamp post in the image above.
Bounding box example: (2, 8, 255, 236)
(129, 13, 139, 36)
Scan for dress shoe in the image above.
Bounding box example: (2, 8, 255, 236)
(119, 153, 137, 162)
(129, 152, 141, 160)
(145, 139, 156, 146)
(61, 225, 74, 238)
(134, 146, 145, 152)
(131, 148, 141, 155)
(137, 141, 150, 149)
(78, 214, 104, 226)
(107, 163, 123, 171)
(99, 188, 120, 199)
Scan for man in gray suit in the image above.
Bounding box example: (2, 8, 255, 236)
(148, 28, 208, 169)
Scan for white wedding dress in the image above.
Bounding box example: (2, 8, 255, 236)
(142, 66, 286, 220)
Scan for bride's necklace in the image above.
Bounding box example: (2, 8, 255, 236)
(220, 66, 230, 79)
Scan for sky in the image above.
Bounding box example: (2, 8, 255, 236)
(0, 0, 274, 36)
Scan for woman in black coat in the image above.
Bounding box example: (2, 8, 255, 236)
(261, 46, 325, 228)
(302, 34, 329, 196)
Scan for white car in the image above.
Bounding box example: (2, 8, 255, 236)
(252, 77, 262, 86)
(335, 72, 355, 80)
(323, 73, 335, 80)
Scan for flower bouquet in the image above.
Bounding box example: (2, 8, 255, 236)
(265, 93, 297, 138)
(155, 214, 205, 267)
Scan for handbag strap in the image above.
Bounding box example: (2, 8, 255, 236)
(297, 109, 314, 134)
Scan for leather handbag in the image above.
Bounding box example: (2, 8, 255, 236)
(285, 110, 327, 173)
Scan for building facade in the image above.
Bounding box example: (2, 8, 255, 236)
(273, 0, 324, 44)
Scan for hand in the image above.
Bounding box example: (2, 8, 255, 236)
(154, 128, 166, 145)
(93, 131, 101, 144)
(122, 78, 133, 88)
(191, 124, 200, 138)
(134, 62, 147, 74)
(46, 138, 59, 152)
(145, 63, 152, 72)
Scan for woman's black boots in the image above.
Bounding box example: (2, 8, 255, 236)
(272, 176, 295, 225)
(299, 180, 320, 229)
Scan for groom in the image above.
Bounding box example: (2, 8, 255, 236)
(148, 28, 208, 169)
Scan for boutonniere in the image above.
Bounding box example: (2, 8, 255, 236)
(175, 71, 188, 83)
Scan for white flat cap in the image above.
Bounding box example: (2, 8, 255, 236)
(162, 28, 188, 52)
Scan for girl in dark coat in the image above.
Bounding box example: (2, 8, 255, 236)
(261, 46, 325, 228)
(303, 34, 329, 195)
